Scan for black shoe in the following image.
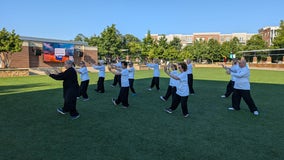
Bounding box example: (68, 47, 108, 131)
(57, 108, 66, 115)
(164, 108, 173, 114)
(71, 114, 80, 120)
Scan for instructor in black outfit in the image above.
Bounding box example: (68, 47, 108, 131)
(46, 60, 80, 119)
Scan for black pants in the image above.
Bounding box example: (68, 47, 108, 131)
(129, 79, 136, 94)
(115, 87, 129, 107)
(170, 94, 189, 116)
(150, 77, 160, 90)
(112, 75, 121, 87)
(80, 80, 89, 99)
(163, 85, 176, 101)
(187, 74, 195, 94)
(63, 90, 79, 116)
(232, 89, 258, 112)
(224, 80, 235, 97)
(96, 77, 105, 93)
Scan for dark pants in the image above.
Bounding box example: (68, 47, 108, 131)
(96, 77, 105, 93)
(150, 77, 160, 90)
(224, 80, 235, 97)
(80, 80, 89, 99)
(112, 75, 121, 87)
(163, 85, 176, 101)
(129, 79, 136, 94)
(63, 89, 79, 116)
(115, 87, 129, 107)
(232, 89, 258, 112)
(170, 94, 189, 116)
(187, 74, 195, 94)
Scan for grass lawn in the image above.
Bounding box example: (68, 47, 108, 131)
(0, 68, 283, 160)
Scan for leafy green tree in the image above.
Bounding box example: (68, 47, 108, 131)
(180, 45, 194, 61)
(98, 24, 123, 59)
(272, 20, 284, 48)
(87, 34, 100, 47)
(192, 40, 208, 63)
(245, 34, 268, 50)
(141, 30, 155, 61)
(206, 39, 221, 63)
(0, 28, 22, 68)
(122, 34, 141, 61)
(169, 37, 182, 51)
(74, 33, 88, 42)
(220, 41, 232, 60)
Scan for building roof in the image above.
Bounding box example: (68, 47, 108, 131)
(20, 36, 88, 45)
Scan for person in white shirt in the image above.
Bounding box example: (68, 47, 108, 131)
(108, 61, 130, 108)
(128, 62, 136, 96)
(164, 62, 189, 118)
(186, 59, 195, 95)
(221, 58, 239, 98)
(76, 61, 90, 101)
(146, 59, 160, 91)
(226, 59, 259, 116)
(160, 63, 178, 102)
(110, 58, 122, 87)
(91, 60, 105, 93)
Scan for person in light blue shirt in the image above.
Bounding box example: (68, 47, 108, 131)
(164, 62, 189, 118)
(227, 59, 259, 116)
(91, 60, 105, 93)
(186, 59, 195, 95)
(109, 61, 130, 108)
(221, 58, 239, 98)
(128, 62, 136, 96)
(146, 59, 160, 91)
(76, 61, 90, 101)
(160, 63, 178, 102)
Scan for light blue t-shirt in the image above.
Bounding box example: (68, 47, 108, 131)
(146, 63, 160, 77)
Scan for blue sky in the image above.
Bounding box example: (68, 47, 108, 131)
(1, 0, 283, 41)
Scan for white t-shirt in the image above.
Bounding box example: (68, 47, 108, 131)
(92, 65, 105, 77)
(231, 66, 250, 90)
(78, 67, 89, 81)
(128, 67, 135, 79)
(146, 63, 160, 77)
(121, 68, 129, 87)
(169, 70, 178, 87)
(175, 72, 189, 96)
(186, 63, 193, 74)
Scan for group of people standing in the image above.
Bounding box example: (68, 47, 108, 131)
(45, 56, 259, 120)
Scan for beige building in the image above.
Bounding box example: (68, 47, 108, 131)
(150, 32, 256, 47)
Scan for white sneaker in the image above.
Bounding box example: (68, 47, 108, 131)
(253, 111, 259, 116)
(112, 98, 117, 105)
(160, 96, 166, 101)
(228, 107, 235, 111)
(221, 95, 226, 98)
(148, 88, 152, 91)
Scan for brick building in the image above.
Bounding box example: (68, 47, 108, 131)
(8, 36, 98, 68)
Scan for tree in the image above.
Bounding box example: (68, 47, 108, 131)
(245, 34, 268, 50)
(0, 28, 22, 68)
(272, 20, 284, 48)
(141, 30, 155, 61)
(99, 24, 123, 59)
(74, 33, 88, 42)
(206, 39, 221, 63)
(122, 34, 141, 61)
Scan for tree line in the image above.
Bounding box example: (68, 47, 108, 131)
(1, 20, 284, 68)
(75, 20, 284, 64)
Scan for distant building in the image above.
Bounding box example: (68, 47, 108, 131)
(150, 32, 256, 47)
(258, 26, 280, 46)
